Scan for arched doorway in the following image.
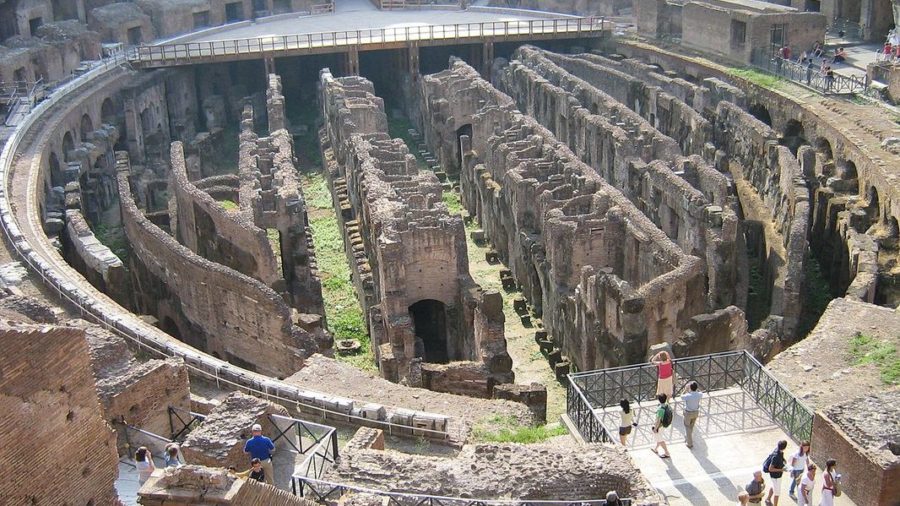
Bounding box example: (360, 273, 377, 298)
(80, 113, 94, 141)
(780, 119, 808, 156)
(62, 131, 75, 162)
(748, 103, 772, 126)
(48, 152, 62, 188)
(409, 299, 448, 363)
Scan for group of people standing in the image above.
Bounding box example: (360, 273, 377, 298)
(740, 440, 840, 506)
(617, 351, 702, 458)
(132, 423, 277, 487)
(625, 351, 843, 506)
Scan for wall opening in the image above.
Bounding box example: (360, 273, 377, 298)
(28, 17, 43, 37)
(52, 0, 79, 20)
(193, 10, 211, 29)
(80, 114, 94, 141)
(101, 98, 116, 125)
(62, 131, 75, 162)
(162, 317, 182, 340)
(780, 119, 808, 156)
(409, 299, 449, 364)
(748, 103, 772, 126)
(225, 2, 244, 22)
(127, 26, 142, 45)
(49, 152, 62, 187)
(456, 123, 472, 171)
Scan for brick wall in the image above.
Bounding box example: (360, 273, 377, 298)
(0, 323, 119, 505)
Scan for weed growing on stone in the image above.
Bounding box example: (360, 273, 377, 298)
(218, 199, 239, 211)
(848, 333, 899, 385)
(442, 190, 464, 216)
(301, 173, 375, 372)
(93, 223, 130, 261)
(727, 68, 783, 91)
(472, 414, 567, 444)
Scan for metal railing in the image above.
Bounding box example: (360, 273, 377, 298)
(567, 351, 814, 444)
(375, 0, 462, 9)
(131, 17, 607, 66)
(168, 406, 207, 441)
(295, 477, 632, 506)
(750, 48, 868, 94)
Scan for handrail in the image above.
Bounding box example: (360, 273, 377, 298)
(130, 17, 607, 66)
(0, 54, 456, 442)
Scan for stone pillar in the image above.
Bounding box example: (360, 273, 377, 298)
(408, 43, 420, 80)
(482, 41, 494, 79)
(264, 56, 276, 76)
(348, 46, 360, 76)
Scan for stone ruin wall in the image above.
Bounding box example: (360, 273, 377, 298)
(236, 74, 325, 315)
(503, 47, 814, 339)
(319, 69, 516, 396)
(420, 59, 718, 369)
(171, 140, 283, 289)
(494, 46, 740, 312)
(0, 323, 119, 505)
(77, 319, 193, 451)
(328, 427, 661, 505)
(617, 41, 900, 308)
(117, 150, 327, 378)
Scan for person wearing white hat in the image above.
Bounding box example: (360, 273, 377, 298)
(243, 423, 275, 485)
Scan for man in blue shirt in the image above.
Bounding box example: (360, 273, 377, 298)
(243, 423, 275, 485)
(680, 381, 703, 449)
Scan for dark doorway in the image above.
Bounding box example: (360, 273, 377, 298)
(748, 103, 772, 126)
(409, 299, 449, 363)
(62, 131, 75, 162)
(193, 10, 211, 29)
(28, 17, 43, 37)
(127, 26, 143, 45)
(225, 2, 244, 22)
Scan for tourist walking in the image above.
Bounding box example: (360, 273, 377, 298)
(746, 471, 766, 504)
(652, 393, 672, 458)
(821, 459, 839, 506)
(798, 463, 817, 506)
(650, 350, 674, 399)
(764, 440, 788, 506)
(135, 446, 155, 485)
(243, 423, 275, 485)
(788, 441, 810, 498)
(618, 399, 637, 446)
(680, 381, 702, 449)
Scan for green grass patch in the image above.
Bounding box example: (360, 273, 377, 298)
(93, 223, 130, 261)
(266, 228, 281, 267)
(727, 68, 784, 90)
(301, 173, 375, 371)
(442, 190, 463, 216)
(848, 333, 900, 385)
(472, 415, 567, 444)
(218, 199, 239, 211)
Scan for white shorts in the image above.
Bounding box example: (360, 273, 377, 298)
(770, 476, 782, 496)
(653, 428, 665, 443)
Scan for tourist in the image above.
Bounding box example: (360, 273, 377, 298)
(618, 399, 637, 446)
(788, 441, 810, 498)
(135, 446, 155, 485)
(821, 459, 839, 506)
(605, 490, 622, 506)
(813, 41, 824, 59)
(798, 463, 817, 506)
(229, 459, 266, 483)
(882, 42, 892, 62)
(679, 381, 702, 449)
(764, 440, 788, 506)
(746, 471, 766, 504)
(164, 442, 183, 468)
(823, 66, 835, 92)
(833, 47, 847, 64)
(738, 490, 750, 505)
(652, 393, 672, 459)
(805, 59, 814, 85)
(243, 423, 275, 485)
(650, 350, 674, 399)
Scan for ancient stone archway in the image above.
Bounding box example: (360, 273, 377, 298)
(80, 113, 94, 141)
(409, 299, 449, 364)
(456, 123, 473, 171)
(62, 131, 75, 162)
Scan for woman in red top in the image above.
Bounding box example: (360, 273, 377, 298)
(651, 350, 674, 398)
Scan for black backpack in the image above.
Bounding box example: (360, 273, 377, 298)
(661, 404, 673, 428)
(762, 451, 776, 474)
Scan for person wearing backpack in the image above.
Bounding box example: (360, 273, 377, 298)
(764, 440, 788, 506)
(652, 393, 672, 458)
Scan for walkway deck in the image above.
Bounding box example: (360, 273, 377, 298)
(604, 389, 858, 506)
